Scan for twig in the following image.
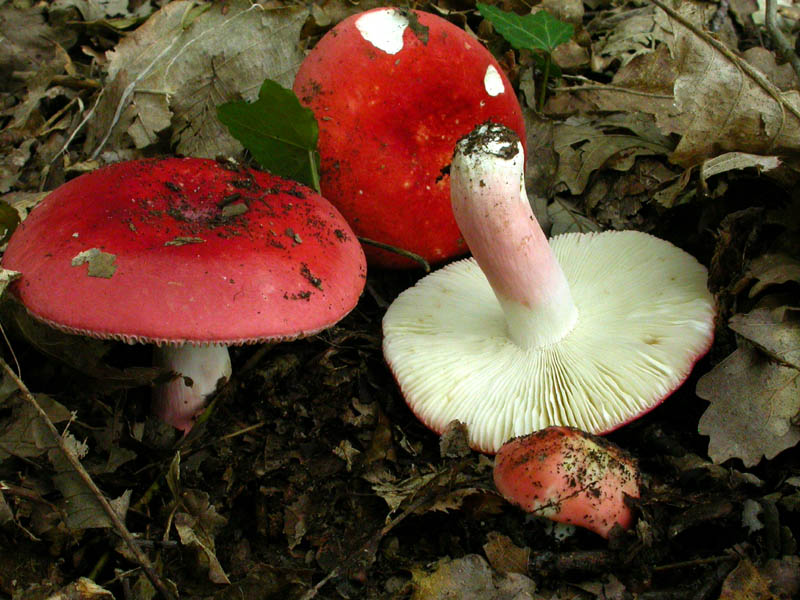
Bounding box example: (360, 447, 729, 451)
(550, 82, 672, 99)
(357, 236, 431, 272)
(0, 357, 175, 600)
(650, 0, 800, 126)
(765, 0, 800, 81)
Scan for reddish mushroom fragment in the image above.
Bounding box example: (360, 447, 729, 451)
(493, 427, 641, 538)
(2, 158, 366, 432)
(382, 123, 715, 452)
(293, 7, 526, 268)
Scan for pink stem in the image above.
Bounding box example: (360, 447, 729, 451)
(450, 124, 578, 348)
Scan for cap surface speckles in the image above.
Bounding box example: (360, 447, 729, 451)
(493, 427, 641, 538)
(2, 158, 366, 345)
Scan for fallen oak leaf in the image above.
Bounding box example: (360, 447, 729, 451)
(86, 0, 306, 160)
(653, 0, 800, 167)
(697, 342, 800, 466)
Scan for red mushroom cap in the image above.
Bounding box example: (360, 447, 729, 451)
(493, 427, 641, 538)
(293, 7, 526, 268)
(1, 158, 366, 345)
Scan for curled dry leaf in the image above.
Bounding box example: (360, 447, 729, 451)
(564, 4, 800, 174)
(657, 1, 800, 166)
(86, 0, 306, 159)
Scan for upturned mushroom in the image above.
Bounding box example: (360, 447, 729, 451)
(493, 427, 641, 538)
(2, 158, 366, 432)
(293, 7, 526, 268)
(382, 123, 715, 453)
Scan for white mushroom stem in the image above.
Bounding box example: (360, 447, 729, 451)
(450, 124, 578, 349)
(152, 345, 232, 433)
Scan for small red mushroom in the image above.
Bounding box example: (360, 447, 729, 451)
(293, 7, 526, 268)
(2, 158, 366, 432)
(493, 427, 641, 538)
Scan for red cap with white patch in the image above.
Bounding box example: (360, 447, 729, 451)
(294, 7, 526, 268)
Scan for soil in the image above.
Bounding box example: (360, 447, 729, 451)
(0, 257, 797, 599)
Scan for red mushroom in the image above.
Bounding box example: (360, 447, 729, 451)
(493, 427, 641, 538)
(293, 7, 526, 268)
(2, 158, 366, 432)
(382, 123, 715, 452)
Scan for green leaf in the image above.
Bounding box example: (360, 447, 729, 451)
(217, 79, 320, 191)
(477, 4, 573, 54)
(529, 52, 562, 79)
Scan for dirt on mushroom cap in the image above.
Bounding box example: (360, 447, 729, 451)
(1, 158, 366, 346)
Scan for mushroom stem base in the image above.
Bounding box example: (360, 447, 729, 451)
(152, 344, 232, 433)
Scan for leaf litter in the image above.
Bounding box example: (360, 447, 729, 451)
(0, 0, 800, 599)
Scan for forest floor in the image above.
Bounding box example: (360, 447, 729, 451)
(0, 1, 799, 599)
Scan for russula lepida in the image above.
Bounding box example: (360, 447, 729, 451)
(293, 7, 526, 268)
(2, 158, 366, 432)
(382, 123, 715, 453)
(493, 427, 641, 538)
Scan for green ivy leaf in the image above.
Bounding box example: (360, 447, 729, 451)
(477, 4, 573, 54)
(217, 79, 320, 191)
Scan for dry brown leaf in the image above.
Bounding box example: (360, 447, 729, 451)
(483, 531, 530, 576)
(0, 268, 21, 297)
(548, 197, 601, 235)
(0, 394, 72, 461)
(41, 577, 114, 600)
(49, 0, 148, 22)
(590, 5, 673, 67)
(700, 153, 781, 185)
(0, 4, 75, 92)
(49, 438, 133, 531)
(560, 4, 800, 174)
(86, 0, 306, 159)
(0, 490, 13, 525)
(657, 2, 800, 167)
(174, 490, 230, 585)
(411, 554, 537, 600)
(0, 139, 36, 193)
(743, 254, 800, 298)
(283, 493, 310, 550)
(718, 558, 775, 600)
(553, 116, 672, 195)
(742, 47, 800, 91)
(366, 465, 486, 516)
(729, 307, 800, 368)
(576, 574, 628, 600)
(762, 556, 800, 599)
(697, 343, 800, 466)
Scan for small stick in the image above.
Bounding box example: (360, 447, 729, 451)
(0, 357, 175, 600)
(765, 0, 800, 81)
(358, 237, 431, 272)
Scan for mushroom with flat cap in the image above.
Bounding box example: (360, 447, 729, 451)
(382, 123, 715, 453)
(2, 158, 366, 432)
(293, 7, 526, 268)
